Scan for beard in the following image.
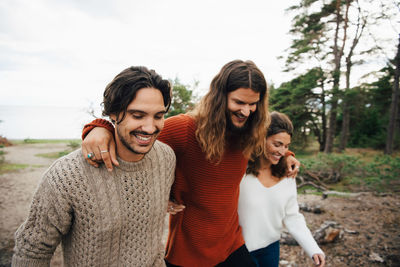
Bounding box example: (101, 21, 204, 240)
(117, 127, 159, 155)
(226, 113, 251, 135)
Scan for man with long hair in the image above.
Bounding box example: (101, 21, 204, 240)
(81, 60, 299, 266)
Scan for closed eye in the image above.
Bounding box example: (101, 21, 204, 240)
(154, 112, 166, 120)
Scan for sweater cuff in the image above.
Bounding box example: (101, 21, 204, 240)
(285, 150, 295, 157)
(12, 254, 51, 267)
(82, 118, 115, 140)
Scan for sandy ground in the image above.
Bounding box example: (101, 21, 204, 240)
(0, 143, 67, 267)
(0, 143, 399, 266)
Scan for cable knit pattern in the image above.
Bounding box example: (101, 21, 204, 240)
(12, 141, 175, 267)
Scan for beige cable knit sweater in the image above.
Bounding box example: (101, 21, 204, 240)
(12, 141, 175, 267)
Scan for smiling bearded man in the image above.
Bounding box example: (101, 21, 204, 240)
(13, 66, 176, 267)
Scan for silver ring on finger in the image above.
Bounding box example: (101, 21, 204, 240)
(100, 150, 108, 153)
(87, 152, 95, 159)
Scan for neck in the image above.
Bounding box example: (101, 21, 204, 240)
(115, 141, 144, 162)
(259, 157, 272, 170)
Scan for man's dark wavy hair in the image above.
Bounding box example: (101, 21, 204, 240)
(102, 66, 172, 123)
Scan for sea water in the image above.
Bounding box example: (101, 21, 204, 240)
(0, 105, 102, 139)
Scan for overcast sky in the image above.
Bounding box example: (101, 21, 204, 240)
(0, 0, 299, 109)
(1, 0, 399, 112)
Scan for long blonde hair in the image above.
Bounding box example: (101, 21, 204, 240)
(189, 60, 270, 162)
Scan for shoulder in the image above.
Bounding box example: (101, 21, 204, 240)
(281, 177, 297, 186)
(165, 113, 194, 124)
(164, 114, 195, 130)
(43, 149, 88, 182)
(159, 114, 196, 148)
(280, 177, 298, 196)
(47, 149, 85, 171)
(40, 149, 89, 196)
(240, 173, 257, 187)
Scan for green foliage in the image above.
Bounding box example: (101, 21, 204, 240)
(340, 66, 396, 149)
(300, 153, 361, 180)
(273, 58, 398, 152)
(67, 140, 81, 150)
(299, 152, 400, 192)
(35, 151, 70, 159)
(270, 67, 326, 151)
(363, 155, 400, 182)
(166, 79, 196, 118)
(33, 140, 81, 159)
(0, 163, 29, 174)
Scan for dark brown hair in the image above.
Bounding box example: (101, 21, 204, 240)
(247, 111, 293, 177)
(102, 66, 172, 123)
(189, 60, 269, 162)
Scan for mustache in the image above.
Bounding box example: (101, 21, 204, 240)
(130, 130, 160, 136)
(233, 111, 250, 118)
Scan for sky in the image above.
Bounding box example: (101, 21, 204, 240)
(1, 0, 399, 112)
(0, 0, 298, 111)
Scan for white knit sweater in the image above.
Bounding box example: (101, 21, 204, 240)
(12, 141, 175, 267)
(238, 175, 324, 259)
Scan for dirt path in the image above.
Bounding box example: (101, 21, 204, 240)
(0, 143, 68, 266)
(0, 143, 399, 266)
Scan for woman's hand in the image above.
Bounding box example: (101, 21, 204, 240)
(82, 127, 119, 171)
(286, 155, 300, 178)
(167, 200, 185, 215)
(312, 253, 326, 267)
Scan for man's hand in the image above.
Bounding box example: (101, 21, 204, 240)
(286, 155, 300, 178)
(82, 127, 119, 171)
(167, 200, 185, 215)
(312, 253, 326, 267)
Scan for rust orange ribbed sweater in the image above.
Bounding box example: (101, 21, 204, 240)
(159, 114, 247, 266)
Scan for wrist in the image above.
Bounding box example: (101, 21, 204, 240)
(82, 119, 115, 140)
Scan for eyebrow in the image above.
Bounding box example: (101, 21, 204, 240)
(273, 140, 291, 145)
(127, 109, 166, 115)
(233, 98, 259, 104)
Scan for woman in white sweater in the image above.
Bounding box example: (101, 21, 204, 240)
(238, 111, 325, 267)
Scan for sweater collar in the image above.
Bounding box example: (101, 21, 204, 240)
(115, 142, 156, 172)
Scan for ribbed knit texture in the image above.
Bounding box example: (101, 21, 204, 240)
(12, 141, 175, 267)
(82, 118, 115, 140)
(158, 114, 248, 266)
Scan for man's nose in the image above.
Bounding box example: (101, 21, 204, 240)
(241, 105, 251, 117)
(141, 118, 157, 134)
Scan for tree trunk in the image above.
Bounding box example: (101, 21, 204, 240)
(339, 2, 365, 151)
(339, 101, 350, 150)
(339, 58, 351, 151)
(325, 0, 349, 153)
(320, 80, 327, 151)
(384, 35, 400, 155)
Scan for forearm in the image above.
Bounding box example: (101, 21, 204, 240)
(82, 118, 115, 140)
(284, 195, 323, 258)
(285, 215, 324, 259)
